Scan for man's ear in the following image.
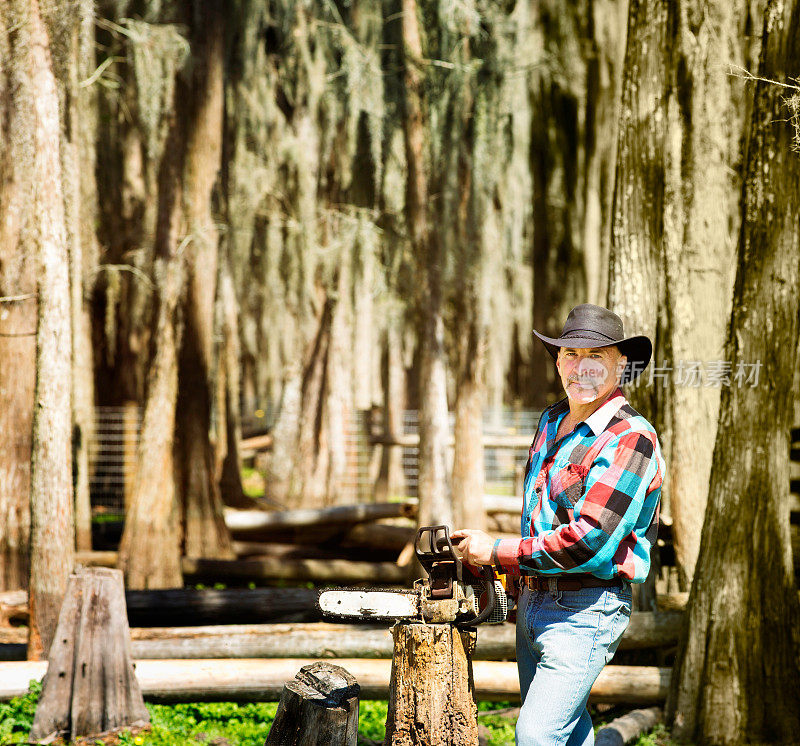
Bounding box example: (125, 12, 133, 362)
(616, 354, 628, 379)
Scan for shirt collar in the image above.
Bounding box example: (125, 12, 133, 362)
(545, 387, 626, 433)
(582, 387, 626, 435)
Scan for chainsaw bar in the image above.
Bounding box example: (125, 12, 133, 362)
(317, 587, 419, 622)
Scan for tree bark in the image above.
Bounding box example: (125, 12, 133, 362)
(401, 0, 452, 529)
(116, 255, 184, 589)
(29, 568, 149, 742)
(667, 0, 800, 740)
(0, 4, 38, 593)
(582, 0, 629, 306)
(452, 362, 486, 531)
(383, 623, 479, 745)
(45, 0, 99, 555)
(657, 0, 752, 588)
(610, 0, 756, 590)
(266, 662, 359, 746)
(175, 0, 233, 561)
(26, 0, 75, 661)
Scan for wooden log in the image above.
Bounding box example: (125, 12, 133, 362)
(482, 495, 523, 514)
(266, 662, 359, 746)
(224, 503, 415, 537)
(76, 550, 118, 567)
(240, 433, 273, 453)
(0, 612, 685, 661)
(126, 587, 320, 627)
(182, 557, 408, 585)
(595, 707, 663, 745)
(0, 590, 27, 627)
(0, 588, 321, 630)
(232, 541, 400, 564)
(656, 593, 690, 612)
(337, 523, 414, 553)
(0, 659, 671, 704)
(29, 567, 149, 742)
(384, 623, 479, 745)
(127, 623, 393, 660)
(369, 433, 533, 449)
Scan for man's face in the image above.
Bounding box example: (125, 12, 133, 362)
(556, 346, 627, 404)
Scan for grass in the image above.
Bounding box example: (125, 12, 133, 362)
(0, 685, 678, 745)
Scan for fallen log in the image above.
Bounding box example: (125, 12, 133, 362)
(370, 433, 533, 449)
(126, 588, 320, 627)
(482, 495, 523, 514)
(337, 523, 414, 554)
(74, 552, 420, 584)
(0, 659, 671, 704)
(0, 591, 27, 627)
(232, 540, 401, 564)
(224, 503, 415, 537)
(240, 433, 273, 453)
(595, 707, 663, 745)
(182, 557, 408, 585)
(0, 588, 321, 631)
(656, 593, 690, 612)
(0, 612, 682, 660)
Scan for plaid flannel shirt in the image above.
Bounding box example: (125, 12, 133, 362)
(494, 387, 664, 583)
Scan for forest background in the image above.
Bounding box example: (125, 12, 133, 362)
(1, 0, 800, 742)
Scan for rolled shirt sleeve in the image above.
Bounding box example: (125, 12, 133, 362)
(495, 430, 662, 582)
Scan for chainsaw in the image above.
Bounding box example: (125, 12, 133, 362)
(318, 525, 510, 627)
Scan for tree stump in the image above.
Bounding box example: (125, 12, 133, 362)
(265, 661, 360, 746)
(30, 567, 149, 742)
(383, 623, 478, 746)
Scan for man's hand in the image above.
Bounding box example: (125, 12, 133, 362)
(449, 529, 496, 566)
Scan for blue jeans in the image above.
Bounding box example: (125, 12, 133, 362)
(515, 581, 632, 745)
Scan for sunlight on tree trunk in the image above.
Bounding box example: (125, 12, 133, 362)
(667, 0, 800, 738)
(26, 0, 75, 660)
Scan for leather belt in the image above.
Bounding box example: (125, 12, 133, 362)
(521, 574, 621, 592)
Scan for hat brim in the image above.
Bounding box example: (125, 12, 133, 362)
(533, 330, 652, 384)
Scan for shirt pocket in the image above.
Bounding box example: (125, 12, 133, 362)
(549, 462, 589, 514)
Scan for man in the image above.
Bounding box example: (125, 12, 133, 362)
(451, 303, 664, 746)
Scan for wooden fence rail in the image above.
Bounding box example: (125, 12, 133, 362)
(0, 659, 671, 705)
(0, 612, 684, 660)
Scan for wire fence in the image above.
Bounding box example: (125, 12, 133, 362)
(88, 406, 541, 512)
(89, 405, 140, 515)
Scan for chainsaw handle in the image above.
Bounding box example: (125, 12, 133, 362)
(458, 564, 497, 628)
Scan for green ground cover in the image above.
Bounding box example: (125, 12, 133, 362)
(0, 684, 677, 745)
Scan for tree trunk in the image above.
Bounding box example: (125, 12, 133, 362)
(0, 5, 38, 593)
(266, 662, 359, 746)
(55, 0, 98, 554)
(384, 623, 478, 745)
(117, 97, 187, 586)
(117, 255, 184, 589)
(667, 0, 800, 739)
(216, 261, 248, 507)
(26, 0, 75, 662)
(29, 568, 149, 742)
(175, 0, 233, 560)
(657, 0, 752, 588)
(401, 0, 452, 529)
(582, 0, 628, 306)
(376, 317, 408, 502)
(452, 356, 486, 531)
(610, 0, 755, 591)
